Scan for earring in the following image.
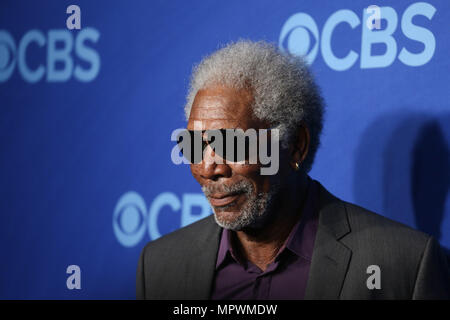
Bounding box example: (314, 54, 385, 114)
(295, 162, 300, 171)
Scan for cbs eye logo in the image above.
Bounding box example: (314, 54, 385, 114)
(0, 31, 16, 82)
(113, 191, 212, 247)
(279, 13, 319, 65)
(113, 192, 147, 247)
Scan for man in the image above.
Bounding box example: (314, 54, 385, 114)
(137, 40, 449, 299)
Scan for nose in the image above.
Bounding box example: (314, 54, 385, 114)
(198, 145, 232, 181)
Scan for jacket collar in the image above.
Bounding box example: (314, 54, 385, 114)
(304, 180, 352, 299)
(181, 215, 221, 299)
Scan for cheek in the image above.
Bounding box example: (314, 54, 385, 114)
(229, 163, 271, 193)
(228, 162, 259, 176)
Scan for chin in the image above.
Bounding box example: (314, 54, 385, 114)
(213, 209, 245, 230)
(214, 208, 241, 223)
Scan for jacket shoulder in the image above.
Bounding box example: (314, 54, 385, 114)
(314, 179, 430, 247)
(137, 214, 220, 299)
(141, 214, 218, 255)
(343, 200, 430, 246)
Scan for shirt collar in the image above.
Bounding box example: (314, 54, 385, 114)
(283, 176, 318, 261)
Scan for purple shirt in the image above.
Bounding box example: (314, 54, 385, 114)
(211, 177, 319, 300)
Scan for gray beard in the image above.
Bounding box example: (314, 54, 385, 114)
(202, 179, 280, 231)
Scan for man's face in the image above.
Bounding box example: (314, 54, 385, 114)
(187, 86, 284, 230)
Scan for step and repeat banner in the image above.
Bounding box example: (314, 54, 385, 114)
(0, 0, 449, 299)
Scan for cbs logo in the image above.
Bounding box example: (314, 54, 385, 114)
(113, 191, 212, 247)
(0, 28, 100, 83)
(279, 2, 436, 70)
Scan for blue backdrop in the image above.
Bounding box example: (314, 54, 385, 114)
(0, 0, 448, 299)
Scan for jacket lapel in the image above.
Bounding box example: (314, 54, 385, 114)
(180, 215, 222, 299)
(304, 181, 352, 299)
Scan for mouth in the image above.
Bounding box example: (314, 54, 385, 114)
(208, 192, 243, 207)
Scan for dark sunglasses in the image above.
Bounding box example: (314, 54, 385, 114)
(176, 128, 273, 164)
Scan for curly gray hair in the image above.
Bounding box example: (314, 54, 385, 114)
(184, 40, 324, 172)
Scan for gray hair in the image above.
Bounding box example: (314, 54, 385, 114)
(184, 40, 324, 172)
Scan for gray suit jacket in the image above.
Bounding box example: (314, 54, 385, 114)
(136, 180, 450, 299)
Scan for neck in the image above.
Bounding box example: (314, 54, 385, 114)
(234, 173, 309, 271)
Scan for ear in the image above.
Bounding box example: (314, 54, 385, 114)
(289, 121, 310, 170)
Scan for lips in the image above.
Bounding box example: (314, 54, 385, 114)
(208, 193, 242, 207)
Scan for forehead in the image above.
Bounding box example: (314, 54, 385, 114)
(187, 86, 264, 130)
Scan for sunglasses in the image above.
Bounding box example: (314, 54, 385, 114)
(176, 128, 274, 164)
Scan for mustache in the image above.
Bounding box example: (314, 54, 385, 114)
(202, 180, 254, 197)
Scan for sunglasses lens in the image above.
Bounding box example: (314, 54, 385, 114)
(177, 130, 203, 164)
(219, 129, 250, 163)
(230, 131, 246, 163)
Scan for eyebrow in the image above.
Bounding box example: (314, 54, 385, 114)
(189, 107, 240, 120)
